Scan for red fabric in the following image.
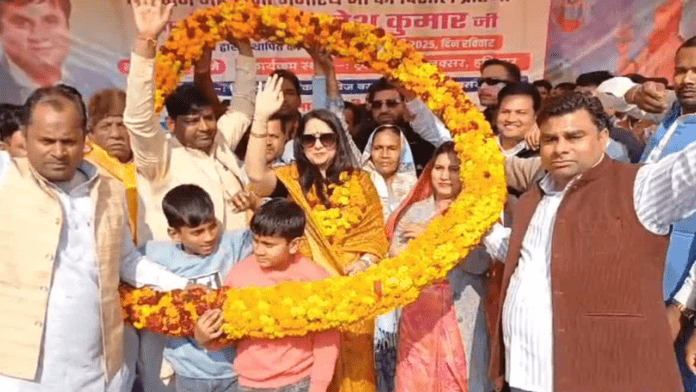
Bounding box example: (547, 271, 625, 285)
(385, 160, 434, 242)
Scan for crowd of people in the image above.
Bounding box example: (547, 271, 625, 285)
(2, 0, 696, 392)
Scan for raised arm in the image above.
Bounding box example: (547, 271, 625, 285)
(193, 49, 227, 119)
(123, 0, 174, 181)
(308, 47, 361, 161)
(634, 137, 696, 236)
(244, 74, 284, 196)
(596, 77, 674, 123)
(405, 97, 452, 147)
(216, 39, 256, 150)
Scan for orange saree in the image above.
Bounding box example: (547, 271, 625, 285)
(275, 164, 389, 392)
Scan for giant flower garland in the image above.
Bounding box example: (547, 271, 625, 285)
(121, 1, 506, 341)
(307, 171, 367, 244)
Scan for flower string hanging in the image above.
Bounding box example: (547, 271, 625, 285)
(120, 1, 507, 342)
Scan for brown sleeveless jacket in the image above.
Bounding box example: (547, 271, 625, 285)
(490, 157, 681, 392)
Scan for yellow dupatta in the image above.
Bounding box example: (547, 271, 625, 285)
(84, 140, 139, 243)
(274, 163, 388, 277)
(274, 163, 388, 392)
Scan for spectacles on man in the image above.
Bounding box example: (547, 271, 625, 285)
(478, 78, 511, 87)
(370, 99, 402, 109)
(300, 133, 338, 148)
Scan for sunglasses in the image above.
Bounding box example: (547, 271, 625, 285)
(370, 99, 402, 109)
(478, 78, 511, 87)
(301, 133, 338, 148)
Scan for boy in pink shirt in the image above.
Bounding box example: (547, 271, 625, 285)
(195, 199, 340, 392)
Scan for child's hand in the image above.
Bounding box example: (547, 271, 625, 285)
(228, 190, 261, 213)
(194, 309, 224, 347)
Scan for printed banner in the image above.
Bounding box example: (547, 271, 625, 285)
(545, 0, 696, 83)
(0, 0, 551, 107)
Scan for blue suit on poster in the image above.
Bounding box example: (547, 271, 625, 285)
(0, 55, 116, 105)
(640, 101, 696, 392)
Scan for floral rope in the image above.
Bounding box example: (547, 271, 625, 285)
(120, 1, 506, 341)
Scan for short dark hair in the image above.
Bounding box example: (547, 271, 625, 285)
(498, 82, 542, 112)
(480, 59, 522, 83)
(554, 82, 577, 93)
(270, 69, 301, 96)
(536, 92, 610, 131)
(532, 80, 553, 92)
(576, 71, 614, 87)
(366, 77, 404, 103)
(269, 110, 300, 137)
(250, 198, 306, 242)
(0, 0, 71, 24)
(22, 84, 87, 131)
(0, 103, 23, 141)
(677, 36, 696, 56)
(162, 184, 216, 229)
(165, 84, 211, 120)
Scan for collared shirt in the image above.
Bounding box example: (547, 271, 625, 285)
(483, 139, 696, 391)
(5, 54, 71, 104)
(0, 154, 187, 391)
(498, 139, 527, 158)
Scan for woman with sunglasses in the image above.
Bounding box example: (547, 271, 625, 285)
(245, 75, 389, 392)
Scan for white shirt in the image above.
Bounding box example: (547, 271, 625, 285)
(498, 139, 527, 158)
(482, 139, 696, 391)
(0, 154, 187, 392)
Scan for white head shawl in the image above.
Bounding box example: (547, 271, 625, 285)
(361, 125, 418, 222)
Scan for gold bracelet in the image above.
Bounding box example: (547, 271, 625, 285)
(249, 132, 267, 138)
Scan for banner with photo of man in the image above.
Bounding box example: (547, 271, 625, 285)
(1, 0, 551, 107)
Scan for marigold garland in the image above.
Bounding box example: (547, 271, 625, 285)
(121, 1, 507, 340)
(307, 171, 367, 244)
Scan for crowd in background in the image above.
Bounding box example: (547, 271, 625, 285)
(3, 1, 696, 392)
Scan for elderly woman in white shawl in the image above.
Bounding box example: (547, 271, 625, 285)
(361, 124, 418, 221)
(360, 124, 417, 392)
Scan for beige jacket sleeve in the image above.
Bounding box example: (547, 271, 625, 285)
(505, 155, 543, 194)
(123, 52, 169, 181)
(216, 55, 256, 150)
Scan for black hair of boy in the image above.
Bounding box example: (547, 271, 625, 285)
(250, 199, 306, 242)
(162, 184, 216, 229)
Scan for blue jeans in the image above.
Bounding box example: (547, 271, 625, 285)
(175, 375, 238, 392)
(237, 378, 310, 392)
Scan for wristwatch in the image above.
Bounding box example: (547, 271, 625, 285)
(671, 299, 696, 320)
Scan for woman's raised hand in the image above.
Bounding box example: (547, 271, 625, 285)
(255, 73, 285, 121)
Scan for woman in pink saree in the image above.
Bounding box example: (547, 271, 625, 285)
(386, 141, 492, 392)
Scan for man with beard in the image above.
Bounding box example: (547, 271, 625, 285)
(307, 45, 451, 174)
(598, 35, 696, 392)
